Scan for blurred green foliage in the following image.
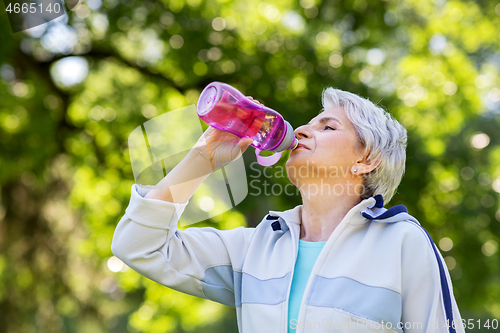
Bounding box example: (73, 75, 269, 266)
(1, 0, 500, 332)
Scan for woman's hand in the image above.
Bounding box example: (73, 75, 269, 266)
(192, 95, 262, 171)
(193, 126, 254, 172)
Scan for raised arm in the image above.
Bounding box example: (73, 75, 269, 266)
(144, 126, 253, 203)
(111, 126, 254, 307)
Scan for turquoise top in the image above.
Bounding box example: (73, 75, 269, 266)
(288, 240, 327, 333)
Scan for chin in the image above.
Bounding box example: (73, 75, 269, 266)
(286, 155, 311, 180)
(286, 152, 313, 167)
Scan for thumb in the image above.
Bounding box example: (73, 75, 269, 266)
(237, 137, 254, 151)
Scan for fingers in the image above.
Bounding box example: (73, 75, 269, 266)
(237, 137, 254, 151)
(246, 96, 263, 105)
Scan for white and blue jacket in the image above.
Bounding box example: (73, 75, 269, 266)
(111, 184, 465, 333)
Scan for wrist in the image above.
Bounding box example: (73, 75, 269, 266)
(186, 147, 214, 175)
(144, 187, 174, 202)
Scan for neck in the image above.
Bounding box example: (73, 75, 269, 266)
(298, 179, 362, 242)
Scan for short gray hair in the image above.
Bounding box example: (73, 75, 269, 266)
(322, 87, 407, 203)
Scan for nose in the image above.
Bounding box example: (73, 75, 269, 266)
(294, 124, 311, 139)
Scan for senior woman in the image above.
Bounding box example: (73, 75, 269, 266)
(111, 88, 464, 333)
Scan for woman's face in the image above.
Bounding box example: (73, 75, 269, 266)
(286, 106, 363, 185)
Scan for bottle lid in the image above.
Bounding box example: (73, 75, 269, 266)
(269, 120, 298, 153)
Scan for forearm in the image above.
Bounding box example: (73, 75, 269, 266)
(112, 182, 255, 305)
(145, 149, 213, 203)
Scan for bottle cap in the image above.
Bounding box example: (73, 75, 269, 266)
(255, 121, 296, 166)
(269, 120, 298, 152)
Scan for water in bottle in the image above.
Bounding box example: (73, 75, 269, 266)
(197, 82, 298, 165)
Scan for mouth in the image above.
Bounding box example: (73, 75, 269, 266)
(294, 143, 310, 150)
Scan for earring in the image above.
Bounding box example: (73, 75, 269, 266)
(353, 168, 358, 173)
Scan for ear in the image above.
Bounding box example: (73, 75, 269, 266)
(355, 150, 381, 175)
(355, 158, 381, 175)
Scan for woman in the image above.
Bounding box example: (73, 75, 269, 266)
(112, 88, 465, 333)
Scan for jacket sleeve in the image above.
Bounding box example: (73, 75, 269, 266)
(400, 223, 465, 333)
(111, 184, 255, 308)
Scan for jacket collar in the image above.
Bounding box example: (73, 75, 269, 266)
(267, 194, 419, 230)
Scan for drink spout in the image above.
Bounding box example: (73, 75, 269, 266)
(269, 120, 297, 153)
(255, 121, 297, 166)
(290, 137, 299, 150)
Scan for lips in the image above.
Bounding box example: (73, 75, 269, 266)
(294, 143, 310, 150)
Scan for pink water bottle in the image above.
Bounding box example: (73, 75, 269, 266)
(197, 82, 298, 166)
